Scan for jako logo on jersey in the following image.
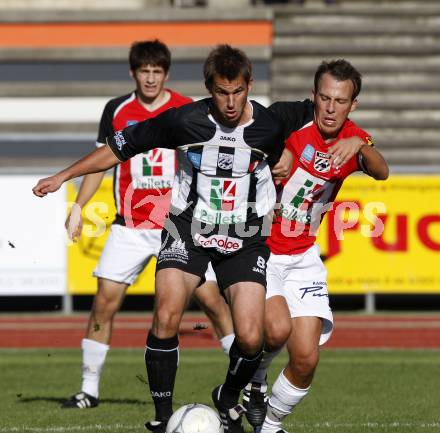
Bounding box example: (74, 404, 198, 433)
(217, 152, 234, 170)
(114, 131, 127, 150)
(314, 151, 331, 173)
(143, 149, 163, 176)
(210, 179, 236, 211)
(195, 233, 243, 252)
(301, 144, 315, 162)
(220, 136, 236, 142)
(126, 120, 138, 126)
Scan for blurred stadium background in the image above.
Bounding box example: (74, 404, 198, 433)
(1, 0, 439, 314)
(1, 1, 440, 432)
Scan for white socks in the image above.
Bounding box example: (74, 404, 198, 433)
(252, 347, 283, 385)
(261, 371, 310, 433)
(81, 338, 109, 398)
(219, 333, 235, 354)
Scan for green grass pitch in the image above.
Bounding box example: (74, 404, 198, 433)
(1, 348, 440, 432)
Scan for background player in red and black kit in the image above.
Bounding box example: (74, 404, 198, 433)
(244, 60, 389, 433)
(62, 40, 234, 409)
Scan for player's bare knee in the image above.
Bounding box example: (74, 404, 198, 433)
(265, 319, 291, 350)
(92, 295, 119, 321)
(236, 339, 262, 356)
(154, 306, 181, 336)
(290, 351, 319, 379)
(235, 328, 263, 355)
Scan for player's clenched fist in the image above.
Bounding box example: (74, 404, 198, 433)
(32, 175, 63, 197)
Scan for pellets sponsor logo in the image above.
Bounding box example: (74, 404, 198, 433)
(132, 178, 172, 190)
(194, 208, 245, 225)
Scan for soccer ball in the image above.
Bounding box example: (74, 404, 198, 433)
(166, 403, 223, 433)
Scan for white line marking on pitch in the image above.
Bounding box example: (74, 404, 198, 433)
(3, 422, 440, 432)
(285, 421, 440, 429)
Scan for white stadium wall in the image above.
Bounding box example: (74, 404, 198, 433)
(0, 96, 271, 124)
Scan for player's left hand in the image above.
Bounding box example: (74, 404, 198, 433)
(272, 148, 293, 184)
(327, 136, 365, 169)
(65, 203, 83, 242)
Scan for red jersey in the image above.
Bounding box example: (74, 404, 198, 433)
(267, 119, 372, 255)
(96, 89, 192, 229)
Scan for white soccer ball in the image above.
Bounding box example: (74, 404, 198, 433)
(166, 403, 223, 433)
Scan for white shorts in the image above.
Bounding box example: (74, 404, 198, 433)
(266, 244, 333, 345)
(94, 224, 216, 285)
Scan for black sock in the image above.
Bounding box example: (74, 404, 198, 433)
(145, 331, 179, 423)
(222, 339, 263, 407)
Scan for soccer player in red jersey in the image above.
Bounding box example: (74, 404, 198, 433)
(62, 40, 233, 410)
(244, 60, 389, 433)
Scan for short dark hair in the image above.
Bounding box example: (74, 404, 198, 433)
(314, 59, 362, 100)
(129, 39, 171, 73)
(204, 44, 252, 90)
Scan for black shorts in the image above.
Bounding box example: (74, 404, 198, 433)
(156, 213, 270, 290)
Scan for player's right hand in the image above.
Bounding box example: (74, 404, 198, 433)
(32, 175, 63, 197)
(65, 203, 83, 241)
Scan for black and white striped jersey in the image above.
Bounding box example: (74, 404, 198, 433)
(108, 98, 284, 233)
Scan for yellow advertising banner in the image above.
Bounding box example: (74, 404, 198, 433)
(66, 178, 156, 295)
(67, 175, 440, 295)
(318, 175, 440, 294)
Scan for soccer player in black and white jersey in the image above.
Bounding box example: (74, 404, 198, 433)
(33, 45, 291, 433)
(60, 40, 234, 411)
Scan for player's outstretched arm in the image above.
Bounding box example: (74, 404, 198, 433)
(65, 171, 106, 241)
(32, 145, 120, 197)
